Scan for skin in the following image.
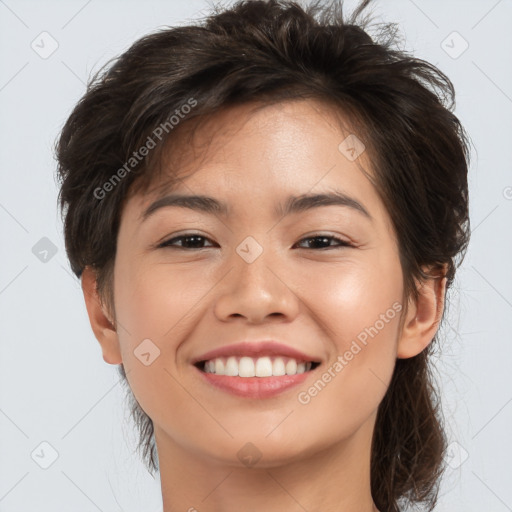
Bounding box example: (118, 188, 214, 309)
(82, 99, 446, 512)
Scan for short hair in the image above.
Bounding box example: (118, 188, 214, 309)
(55, 1, 471, 511)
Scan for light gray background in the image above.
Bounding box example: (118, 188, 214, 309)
(1, 0, 511, 510)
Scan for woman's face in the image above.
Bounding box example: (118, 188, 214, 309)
(105, 99, 407, 466)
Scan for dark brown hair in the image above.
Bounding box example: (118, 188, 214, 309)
(54, 1, 471, 510)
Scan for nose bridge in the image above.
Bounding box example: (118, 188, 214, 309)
(213, 233, 299, 323)
(238, 237, 274, 285)
(235, 234, 267, 267)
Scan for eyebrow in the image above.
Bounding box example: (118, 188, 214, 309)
(140, 190, 372, 223)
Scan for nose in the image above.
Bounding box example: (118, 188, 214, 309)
(213, 246, 300, 324)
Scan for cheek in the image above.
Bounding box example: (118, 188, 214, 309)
(114, 259, 202, 343)
(306, 244, 403, 339)
(290, 297, 402, 448)
(295, 250, 403, 413)
(112, 261, 202, 428)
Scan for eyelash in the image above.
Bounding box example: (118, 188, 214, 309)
(157, 233, 353, 250)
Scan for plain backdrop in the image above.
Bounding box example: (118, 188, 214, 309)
(0, 0, 511, 510)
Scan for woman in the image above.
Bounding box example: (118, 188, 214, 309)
(55, 0, 471, 510)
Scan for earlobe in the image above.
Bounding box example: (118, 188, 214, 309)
(81, 266, 122, 365)
(397, 270, 447, 359)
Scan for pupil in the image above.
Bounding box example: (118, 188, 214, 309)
(186, 236, 203, 247)
(310, 237, 328, 248)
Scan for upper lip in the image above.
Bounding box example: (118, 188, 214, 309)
(191, 341, 321, 365)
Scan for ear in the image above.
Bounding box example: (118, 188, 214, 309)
(81, 266, 122, 365)
(397, 266, 447, 359)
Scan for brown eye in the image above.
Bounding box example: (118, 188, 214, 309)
(157, 233, 353, 250)
(158, 234, 216, 249)
(295, 235, 352, 250)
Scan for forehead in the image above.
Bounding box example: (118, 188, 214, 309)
(138, 99, 365, 179)
(122, 98, 391, 233)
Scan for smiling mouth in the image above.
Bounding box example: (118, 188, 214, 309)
(194, 356, 321, 377)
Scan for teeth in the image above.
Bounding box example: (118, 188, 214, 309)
(225, 356, 239, 376)
(202, 356, 316, 377)
(273, 357, 286, 376)
(215, 358, 225, 375)
(239, 356, 255, 377)
(285, 359, 297, 375)
(255, 356, 272, 377)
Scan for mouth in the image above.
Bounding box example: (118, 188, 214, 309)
(193, 356, 322, 399)
(194, 356, 321, 377)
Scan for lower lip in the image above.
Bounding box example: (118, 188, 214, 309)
(194, 365, 315, 399)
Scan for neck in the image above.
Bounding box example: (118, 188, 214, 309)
(155, 411, 379, 512)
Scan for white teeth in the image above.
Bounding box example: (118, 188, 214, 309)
(215, 358, 225, 375)
(272, 357, 286, 376)
(239, 357, 255, 377)
(255, 357, 273, 377)
(285, 359, 297, 375)
(224, 356, 239, 376)
(202, 356, 316, 377)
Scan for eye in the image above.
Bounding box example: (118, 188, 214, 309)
(158, 233, 216, 249)
(157, 233, 353, 250)
(294, 235, 353, 250)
